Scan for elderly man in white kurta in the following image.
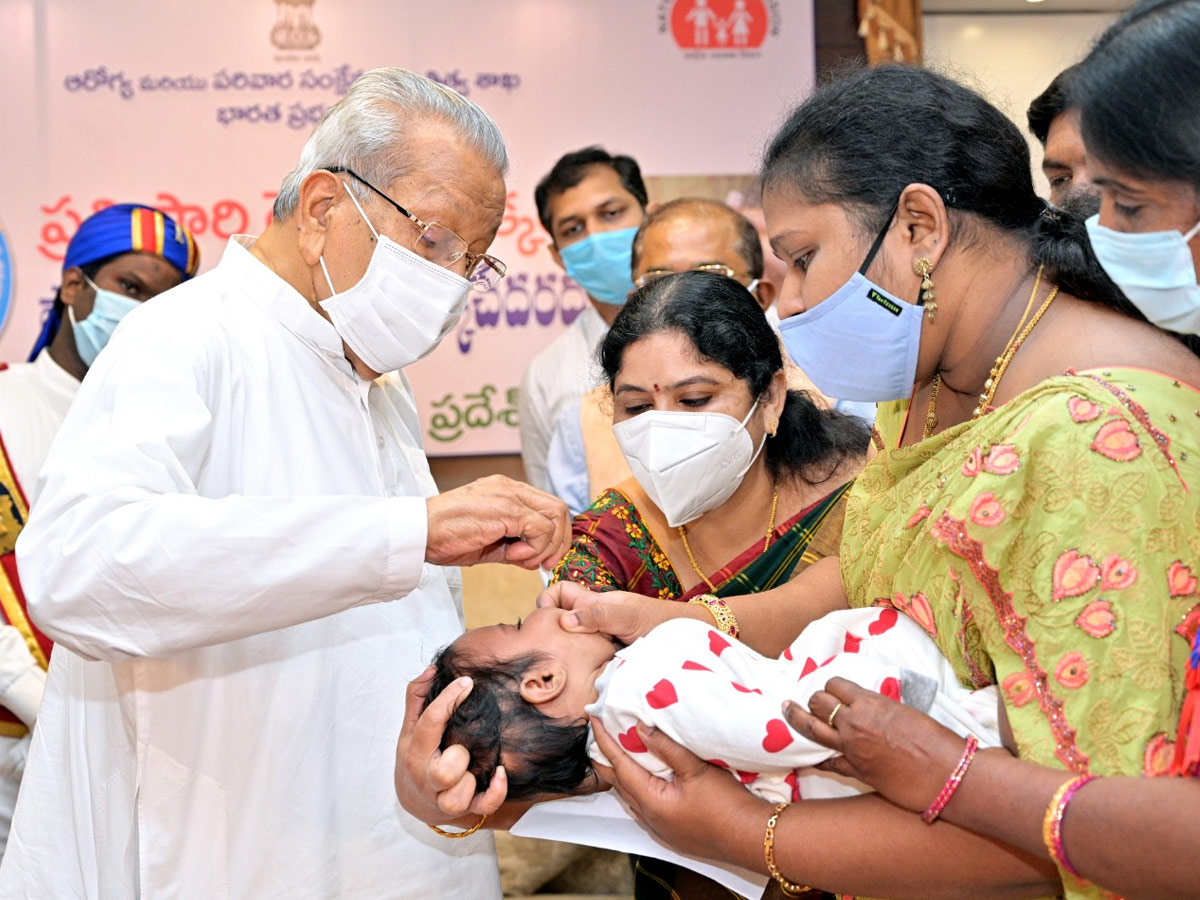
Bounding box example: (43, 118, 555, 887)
(0, 69, 568, 900)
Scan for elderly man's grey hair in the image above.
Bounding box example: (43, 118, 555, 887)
(273, 68, 508, 220)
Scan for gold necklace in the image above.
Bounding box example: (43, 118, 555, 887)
(923, 267, 1059, 435)
(923, 374, 941, 440)
(973, 267, 1059, 418)
(678, 490, 778, 593)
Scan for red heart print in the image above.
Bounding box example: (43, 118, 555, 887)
(618, 726, 647, 753)
(785, 771, 801, 802)
(731, 681, 762, 694)
(708, 631, 730, 657)
(707, 758, 729, 769)
(880, 677, 901, 701)
(869, 608, 899, 636)
(682, 660, 711, 672)
(737, 769, 759, 785)
(646, 679, 678, 709)
(843, 633, 862, 653)
(800, 657, 818, 678)
(782, 647, 794, 661)
(762, 718, 794, 753)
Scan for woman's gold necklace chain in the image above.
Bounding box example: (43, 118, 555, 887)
(678, 490, 778, 593)
(923, 266, 1059, 440)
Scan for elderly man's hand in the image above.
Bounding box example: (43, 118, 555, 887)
(425, 474, 570, 570)
(394, 667, 509, 825)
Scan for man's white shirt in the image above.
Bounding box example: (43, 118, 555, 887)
(517, 302, 608, 492)
(1, 237, 501, 899)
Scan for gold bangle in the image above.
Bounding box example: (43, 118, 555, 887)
(689, 593, 739, 638)
(763, 802, 812, 897)
(427, 813, 488, 839)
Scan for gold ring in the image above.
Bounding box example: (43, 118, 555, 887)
(826, 702, 843, 728)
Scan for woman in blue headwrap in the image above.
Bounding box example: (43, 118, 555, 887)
(0, 201, 197, 860)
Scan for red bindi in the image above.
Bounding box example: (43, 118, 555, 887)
(653, 383, 660, 392)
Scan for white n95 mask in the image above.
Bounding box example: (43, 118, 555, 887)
(319, 184, 470, 374)
(1086, 214, 1200, 336)
(613, 401, 764, 528)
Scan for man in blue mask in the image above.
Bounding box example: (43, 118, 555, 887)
(518, 146, 648, 494)
(0, 201, 197, 860)
(4, 203, 199, 491)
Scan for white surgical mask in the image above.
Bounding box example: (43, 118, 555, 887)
(70, 275, 141, 368)
(613, 400, 764, 527)
(319, 184, 470, 374)
(1086, 214, 1200, 336)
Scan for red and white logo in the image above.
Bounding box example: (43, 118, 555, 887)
(669, 0, 769, 50)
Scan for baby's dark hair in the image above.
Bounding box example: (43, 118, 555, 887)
(423, 640, 598, 801)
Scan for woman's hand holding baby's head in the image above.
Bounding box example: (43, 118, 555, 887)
(537, 583, 706, 646)
(418, 608, 620, 802)
(394, 668, 510, 825)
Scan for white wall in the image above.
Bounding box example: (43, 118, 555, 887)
(923, 12, 1115, 197)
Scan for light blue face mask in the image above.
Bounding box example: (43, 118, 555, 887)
(778, 206, 924, 402)
(69, 275, 140, 368)
(1086, 214, 1200, 336)
(559, 226, 639, 306)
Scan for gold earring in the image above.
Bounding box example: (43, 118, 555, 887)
(914, 257, 937, 322)
(766, 418, 778, 438)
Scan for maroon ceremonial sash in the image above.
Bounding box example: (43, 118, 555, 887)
(0, 366, 52, 737)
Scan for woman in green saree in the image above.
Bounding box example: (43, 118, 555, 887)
(768, 6, 1200, 900)
(561, 63, 1200, 900)
(550, 269, 868, 899)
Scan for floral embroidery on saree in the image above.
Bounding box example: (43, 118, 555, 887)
(841, 369, 1200, 900)
(931, 510, 1089, 772)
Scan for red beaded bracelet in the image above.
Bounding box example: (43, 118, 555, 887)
(921, 734, 979, 823)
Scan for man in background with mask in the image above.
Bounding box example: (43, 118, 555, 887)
(544, 197, 776, 515)
(518, 146, 648, 494)
(3, 203, 199, 498)
(1027, 64, 1101, 217)
(0, 202, 198, 860)
(1, 69, 568, 900)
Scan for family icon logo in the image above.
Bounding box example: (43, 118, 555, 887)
(270, 0, 322, 52)
(667, 0, 771, 50)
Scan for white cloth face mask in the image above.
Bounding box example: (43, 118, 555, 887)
(1086, 213, 1200, 336)
(319, 183, 470, 373)
(612, 400, 764, 528)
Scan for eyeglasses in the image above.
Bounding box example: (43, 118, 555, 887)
(633, 263, 753, 289)
(326, 167, 506, 291)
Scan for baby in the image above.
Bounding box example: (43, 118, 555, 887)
(426, 605, 1001, 803)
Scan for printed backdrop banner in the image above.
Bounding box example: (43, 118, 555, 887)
(0, 0, 814, 455)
